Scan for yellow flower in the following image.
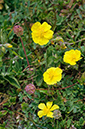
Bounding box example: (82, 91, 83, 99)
(37, 102, 59, 118)
(43, 67, 62, 85)
(63, 49, 82, 65)
(31, 22, 54, 45)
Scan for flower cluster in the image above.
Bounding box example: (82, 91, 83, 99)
(37, 102, 59, 118)
(43, 67, 62, 85)
(53, 110, 62, 119)
(63, 49, 82, 65)
(25, 84, 36, 94)
(31, 22, 54, 45)
(13, 25, 23, 37)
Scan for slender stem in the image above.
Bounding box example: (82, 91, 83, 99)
(52, 5, 57, 31)
(36, 82, 78, 91)
(20, 36, 30, 69)
(20, 37, 34, 82)
(56, 82, 78, 90)
(57, 120, 58, 129)
(24, 19, 31, 42)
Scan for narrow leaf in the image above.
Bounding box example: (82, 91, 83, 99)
(4, 75, 20, 89)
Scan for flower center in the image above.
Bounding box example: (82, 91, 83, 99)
(39, 28, 45, 38)
(43, 107, 50, 115)
(71, 57, 76, 62)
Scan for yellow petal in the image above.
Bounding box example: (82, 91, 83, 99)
(37, 110, 45, 118)
(75, 50, 81, 60)
(46, 102, 53, 109)
(55, 67, 62, 74)
(53, 74, 62, 82)
(31, 32, 40, 43)
(31, 22, 41, 31)
(38, 103, 46, 109)
(44, 30, 54, 39)
(47, 111, 53, 118)
(39, 37, 49, 45)
(69, 61, 76, 65)
(41, 22, 51, 32)
(50, 105, 59, 111)
(43, 80, 56, 85)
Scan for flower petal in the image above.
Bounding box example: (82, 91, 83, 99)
(31, 33, 40, 43)
(46, 102, 53, 109)
(55, 67, 62, 74)
(53, 74, 62, 82)
(75, 50, 82, 60)
(50, 104, 59, 111)
(39, 37, 49, 45)
(38, 103, 46, 109)
(41, 22, 51, 32)
(47, 111, 53, 118)
(31, 22, 41, 31)
(69, 61, 76, 65)
(44, 30, 54, 39)
(37, 110, 45, 118)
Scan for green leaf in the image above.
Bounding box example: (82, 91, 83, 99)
(18, 92, 23, 102)
(76, 9, 82, 19)
(39, 89, 48, 94)
(67, 119, 71, 128)
(79, 117, 84, 125)
(10, 50, 23, 59)
(0, 111, 8, 117)
(35, 70, 43, 86)
(4, 75, 20, 89)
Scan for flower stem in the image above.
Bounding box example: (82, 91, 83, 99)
(52, 5, 57, 31)
(57, 120, 58, 129)
(20, 36, 30, 69)
(36, 82, 78, 91)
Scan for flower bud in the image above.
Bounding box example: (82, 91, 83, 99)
(0, 4, 3, 10)
(13, 25, 23, 37)
(53, 110, 61, 119)
(25, 84, 36, 94)
(1, 46, 6, 52)
(53, 36, 64, 43)
(0, 0, 4, 3)
(5, 43, 13, 48)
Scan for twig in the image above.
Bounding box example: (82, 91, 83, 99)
(57, 82, 78, 90)
(0, 98, 8, 106)
(20, 37, 30, 69)
(52, 5, 57, 31)
(36, 82, 78, 91)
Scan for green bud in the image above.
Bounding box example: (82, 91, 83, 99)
(1, 46, 6, 52)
